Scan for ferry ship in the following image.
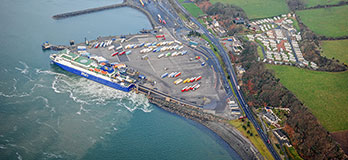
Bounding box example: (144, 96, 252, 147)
(50, 49, 135, 92)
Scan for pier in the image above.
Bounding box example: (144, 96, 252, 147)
(52, 0, 158, 28)
(134, 84, 225, 122)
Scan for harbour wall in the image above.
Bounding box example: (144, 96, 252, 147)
(147, 96, 261, 160)
(52, 0, 157, 29)
(136, 85, 261, 160)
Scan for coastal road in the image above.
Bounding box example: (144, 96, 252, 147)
(173, 0, 281, 159)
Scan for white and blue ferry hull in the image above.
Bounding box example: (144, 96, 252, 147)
(51, 60, 134, 92)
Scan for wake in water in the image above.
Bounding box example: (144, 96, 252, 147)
(39, 69, 153, 113)
(0, 61, 153, 113)
(0, 61, 153, 159)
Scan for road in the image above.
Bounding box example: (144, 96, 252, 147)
(173, 0, 281, 159)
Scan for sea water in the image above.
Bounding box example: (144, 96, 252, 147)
(0, 0, 240, 159)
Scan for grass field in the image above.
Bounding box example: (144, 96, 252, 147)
(229, 119, 274, 160)
(266, 65, 348, 132)
(302, 0, 348, 8)
(181, 2, 204, 18)
(210, 0, 289, 19)
(296, 5, 348, 37)
(321, 40, 348, 64)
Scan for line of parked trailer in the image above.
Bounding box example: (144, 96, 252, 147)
(181, 84, 200, 92)
(140, 44, 183, 53)
(160, 71, 202, 92)
(93, 40, 113, 49)
(157, 50, 188, 59)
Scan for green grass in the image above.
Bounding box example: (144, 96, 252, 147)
(210, 0, 289, 19)
(321, 39, 348, 64)
(229, 119, 274, 160)
(257, 45, 264, 59)
(290, 18, 300, 32)
(178, 12, 188, 22)
(302, 0, 348, 8)
(181, 3, 204, 18)
(285, 146, 303, 160)
(266, 64, 348, 132)
(296, 5, 348, 37)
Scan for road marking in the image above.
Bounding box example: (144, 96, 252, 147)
(126, 54, 131, 61)
(147, 59, 157, 73)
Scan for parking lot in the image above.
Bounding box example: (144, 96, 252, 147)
(83, 28, 223, 107)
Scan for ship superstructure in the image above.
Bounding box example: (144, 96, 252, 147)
(50, 49, 136, 92)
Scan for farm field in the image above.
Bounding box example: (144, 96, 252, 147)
(302, 0, 348, 8)
(321, 40, 348, 64)
(266, 64, 348, 132)
(210, 0, 289, 19)
(180, 2, 204, 18)
(296, 5, 348, 37)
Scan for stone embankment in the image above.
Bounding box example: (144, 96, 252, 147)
(148, 96, 261, 160)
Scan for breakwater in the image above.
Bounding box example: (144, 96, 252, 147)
(136, 83, 261, 159)
(135, 85, 261, 159)
(52, 0, 157, 28)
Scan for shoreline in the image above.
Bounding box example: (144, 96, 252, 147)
(154, 105, 242, 159)
(51, 1, 262, 159)
(148, 97, 262, 160)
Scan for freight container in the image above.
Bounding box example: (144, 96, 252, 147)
(111, 52, 119, 56)
(174, 79, 183, 85)
(168, 72, 174, 77)
(171, 52, 177, 57)
(145, 43, 152, 47)
(193, 84, 200, 90)
(174, 40, 182, 45)
(181, 50, 188, 55)
(116, 46, 123, 51)
(195, 76, 202, 81)
(108, 45, 115, 50)
(169, 72, 177, 78)
(186, 86, 192, 91)
(158, 53, 164, 59)
(156, 35, 164, 38)
(190, 77, 195, 82)
(161, 73, 168, 78)
(181, 86, 187, 92)
(174, 72, 181, 77)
